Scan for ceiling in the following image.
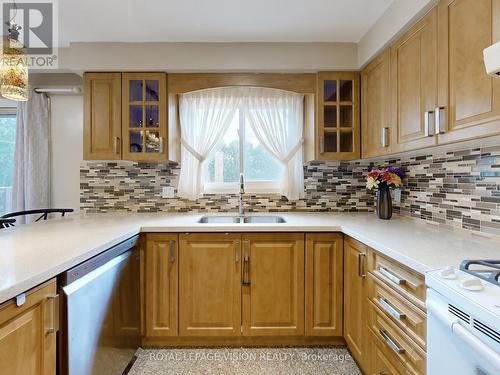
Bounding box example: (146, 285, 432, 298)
(59, 0, 395, 46)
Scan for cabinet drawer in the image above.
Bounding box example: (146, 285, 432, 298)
(368, 328, 410, 375)
(368, 301, 426, 375)
(368, 251, 426, 310)
(368, 274, 426, 350)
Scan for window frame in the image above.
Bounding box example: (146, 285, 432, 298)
(203, 108, 282, 195)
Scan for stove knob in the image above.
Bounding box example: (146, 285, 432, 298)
(459, 278, 484, 291)
(438, 266, 457, 279)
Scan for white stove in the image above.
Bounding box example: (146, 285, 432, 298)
(426, 264, 500, 375)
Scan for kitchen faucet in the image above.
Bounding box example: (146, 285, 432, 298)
(239, 173, 245, 215)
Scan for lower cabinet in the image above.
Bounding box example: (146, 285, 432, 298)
(179, 233, 241, 336)
(143, 232, 346, 344)
(0, 279, 58, 375)
(343, 236, 369, 373)
(305, 233, 343, 336)
(145, 233, 178, 337)
(241, 233, 305, 336)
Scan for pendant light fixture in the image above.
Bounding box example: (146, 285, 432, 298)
(1, 21, 29, 101)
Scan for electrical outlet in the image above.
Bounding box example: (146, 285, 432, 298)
(161, 186, 175, 199)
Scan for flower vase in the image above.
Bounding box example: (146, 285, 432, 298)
(376, 184, 392, 220)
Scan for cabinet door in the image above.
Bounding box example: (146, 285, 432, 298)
(145, 234, 178, 337)
(305, 233, 343, 337)
(122, 73, 167, 161)
(317, 72, 360, 160)
(0, 280, 57, 375)
(343, 237, 369, 373)
(362, 49, 392, 158)
(242, 233, 304, 336)
(179, 233, 241, 336)
(391, 7, 438, 152)
(83, 72, 122, 160)
(437, 0, 500, 144)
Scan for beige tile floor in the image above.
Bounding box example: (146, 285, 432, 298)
(128, 347, 362, 375)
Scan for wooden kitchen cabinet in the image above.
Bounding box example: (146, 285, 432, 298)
(436, 0, 500, 144)
(179, 233, 242, 336)
(145, 234, 178, 337)
(0, 279, 58, 375)
(391, 7, 438, 153)
(305, 233, 343, 337)
(122, 72, 167, 161)
(361, 49, 392, 158)
(343, 236, 369, 373)
(83, 72, 122, 160)
(242, 233, 305, 336)
(317, 72, 360, 160)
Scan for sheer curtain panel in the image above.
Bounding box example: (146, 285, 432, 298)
(177, 88, 241, 200)
(245, 88, 305, 200)
(12, 91, 51, 221)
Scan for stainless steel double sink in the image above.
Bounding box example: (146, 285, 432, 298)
(198, 215, 286, 224)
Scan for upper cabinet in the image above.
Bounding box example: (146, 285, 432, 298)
(437, 0, 500, 143)
(84, 73, 122, 160)
(122, 73, 167, 161)
(390, 7, 438, 153)
(361, 49, 392, 158)
(84, 72, 168, 162)
(317, 72, 360, 160)
(362, 0, 500, 158)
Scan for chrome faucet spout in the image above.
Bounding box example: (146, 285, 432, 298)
(239, 173, 245, 215)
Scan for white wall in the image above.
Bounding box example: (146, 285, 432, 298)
(357, 0, 437, 67)
(59, 42, 359, 72)
(50, 95, 83, 211)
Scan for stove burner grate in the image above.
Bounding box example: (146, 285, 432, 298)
(460, 259, 500, 286)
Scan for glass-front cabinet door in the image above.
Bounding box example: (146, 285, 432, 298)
(122, 73, 167, 161)
(317, 72, 360, 160)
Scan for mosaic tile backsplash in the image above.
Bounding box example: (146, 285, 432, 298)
(80, 144, 500, 236)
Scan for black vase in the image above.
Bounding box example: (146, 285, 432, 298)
(376, 184, 392, 220)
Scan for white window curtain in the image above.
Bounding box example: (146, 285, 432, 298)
(244, 87, 305, 200)
(177, 86, 305, 201)
(177, 87, 241, 200)
(12, 91, 51, 221)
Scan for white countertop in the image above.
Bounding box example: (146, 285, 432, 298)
(1, 212, 499, 304)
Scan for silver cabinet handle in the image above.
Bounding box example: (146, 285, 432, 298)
(378, 297, 406, 320)
(169, 240, 175, 263)
(381, 127, 389, 148)
(242, 241, 251, 286)
(46, 294, 60, 334)
(159, 137, 164, 153)
(379, 267, 406, 285)
(113, 136, 120, 154)
(319, 136, 324, 154)
(424, 110, 435, 137)
(379, 329, 405, 354)
(435, 106, 446, 134)
(358, 252, 366, 278)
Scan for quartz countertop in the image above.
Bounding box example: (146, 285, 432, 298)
(1, 212, 499, 304)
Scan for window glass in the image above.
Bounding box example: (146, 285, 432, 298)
(0, 113, 16, 215)
(204, 109, 283, 192)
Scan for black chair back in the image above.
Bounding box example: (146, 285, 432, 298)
(0, 208, 74, 229)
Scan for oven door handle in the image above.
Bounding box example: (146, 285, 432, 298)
(427, 300, 500, 369)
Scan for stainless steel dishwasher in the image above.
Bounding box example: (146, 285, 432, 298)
(59, 235, 141, 375)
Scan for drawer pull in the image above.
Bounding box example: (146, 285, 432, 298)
(379, 267, 406, 285)
(378, 297, 406, 320)
(379, 329, 405, 354)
